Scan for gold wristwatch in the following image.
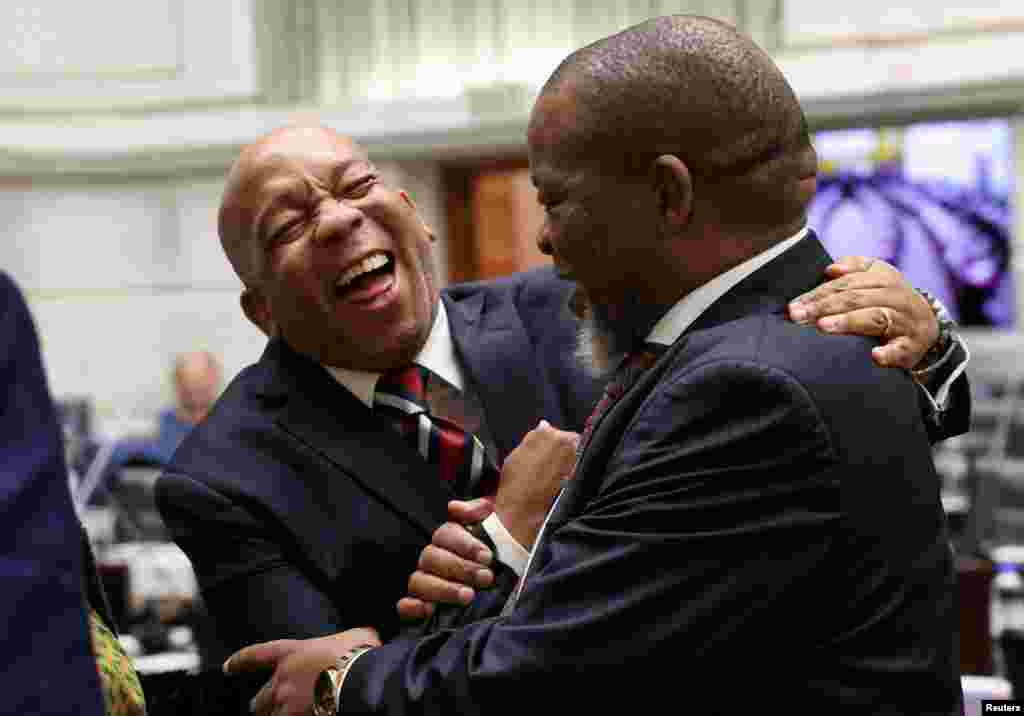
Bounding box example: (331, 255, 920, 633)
(311, 645, 375, 715)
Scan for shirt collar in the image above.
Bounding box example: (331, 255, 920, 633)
(325, 301, 464, 408)
(646, 227, 809, 346)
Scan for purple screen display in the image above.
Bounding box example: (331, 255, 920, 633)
(809, 120, 1015, 327)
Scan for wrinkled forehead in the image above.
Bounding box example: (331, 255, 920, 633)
(235, 130, 370, 199)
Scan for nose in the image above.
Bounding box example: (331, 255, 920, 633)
(314, 198, 364, 245)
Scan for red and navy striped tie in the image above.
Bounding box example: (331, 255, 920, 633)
(375, 364, 499, 498)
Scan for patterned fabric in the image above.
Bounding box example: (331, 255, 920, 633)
(375, 364, 500, 498)
(88, 607, 146, 716)
(575, 349, 662, 464)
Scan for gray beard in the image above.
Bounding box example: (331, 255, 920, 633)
(574, 305, 630, 380)
(575, 316, 618, 379)
(572, 291, 672, 380)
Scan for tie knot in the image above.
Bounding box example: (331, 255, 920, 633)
(376, 364, 430, 412)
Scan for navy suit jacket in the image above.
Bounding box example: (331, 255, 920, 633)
(0, 272, 104, 715)
(340, 236, 962, 714)
(155, 268, 601, 654)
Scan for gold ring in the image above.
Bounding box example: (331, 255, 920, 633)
(880, 307, 893, 339)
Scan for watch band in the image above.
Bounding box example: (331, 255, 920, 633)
(913, 289, 958, 378)
(312, 666, 340, 716)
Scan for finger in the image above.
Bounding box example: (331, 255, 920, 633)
(224, 640, 292, 675)
(824, 255, 879, 277)
(250, 679, 274, 716)
(419, 543, 495, 588)
(815, 306, 905, 338)
(872, 339, 919, 369)
(790, 271, 907, 317)
(447, 498, 495, 526)
(432, 522, 492, 565)
(397, 597, 435, 622)
(407, 570, 475, 606)
(557, 429, 581, 451)
(340, 626, 382, 648)
(791, 287, 912, 325)
(538, 426, 580, 456)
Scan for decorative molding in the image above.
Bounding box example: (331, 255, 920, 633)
(0, 0, 183, 79)
(0, 96, 530, 178)
(782, 0, 1024, 48)
(1, 14, 1023, 178)
(0, 0, 257, 114)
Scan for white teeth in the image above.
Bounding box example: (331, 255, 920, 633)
(337, 253, 390, 289)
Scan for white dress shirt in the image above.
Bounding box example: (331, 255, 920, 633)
(646, 228, 809, 346)
(325, 302, 530, 576)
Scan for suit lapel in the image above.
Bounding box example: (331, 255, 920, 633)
(443, 291, 545, 461)
(258, 339, 452, 540)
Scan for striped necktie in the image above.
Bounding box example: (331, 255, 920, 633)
(374, 364, 499, 498)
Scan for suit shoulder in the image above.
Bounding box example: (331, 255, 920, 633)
(682, 314, 901, 391)
(0, 270, 20, 301)
(445, 267, 570, 305)
(671, 314, 921, 433)
(0, 271, 32, 330)
(164, 361, 275, 476)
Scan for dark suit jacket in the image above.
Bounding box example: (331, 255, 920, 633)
(0, 271, 105, 715)
(155, 267, 601, 654)
(341, 236, 962, 715)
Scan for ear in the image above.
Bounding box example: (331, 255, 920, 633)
(241, 288, 275, 337)
(651, 155, 693, 229)
(400, 190, 437, 242)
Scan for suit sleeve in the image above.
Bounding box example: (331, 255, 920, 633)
(916, 336, 971, 443)
(338, 358, 859, 715)
(0, 273, 105, 715)
(155, 472, 344, 651)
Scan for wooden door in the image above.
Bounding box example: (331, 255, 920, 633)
(444, 160, 551, 284)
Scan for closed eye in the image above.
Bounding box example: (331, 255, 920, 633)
(268, 217, 306, 246)
(341, 175, 378, 199)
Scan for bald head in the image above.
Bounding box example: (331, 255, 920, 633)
(540, 15, 816, 229)
(174, 351, 221, 425)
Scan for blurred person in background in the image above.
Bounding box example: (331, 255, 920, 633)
(113, 350, 222, 468)
(75, 350, 222, 508)
(0, 270, 143, 715)
(159, 350, 223, 459)
(154, 117, 968, 682)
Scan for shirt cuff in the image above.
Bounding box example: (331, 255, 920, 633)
(482, 512, 530, 577)
(914, 333, 970, 413)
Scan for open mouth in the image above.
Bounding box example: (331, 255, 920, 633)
(334, 250, 395, 302)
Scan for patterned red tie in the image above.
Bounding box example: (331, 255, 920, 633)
(575, 348, 662, 463)
(375, 364, 499, 498)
